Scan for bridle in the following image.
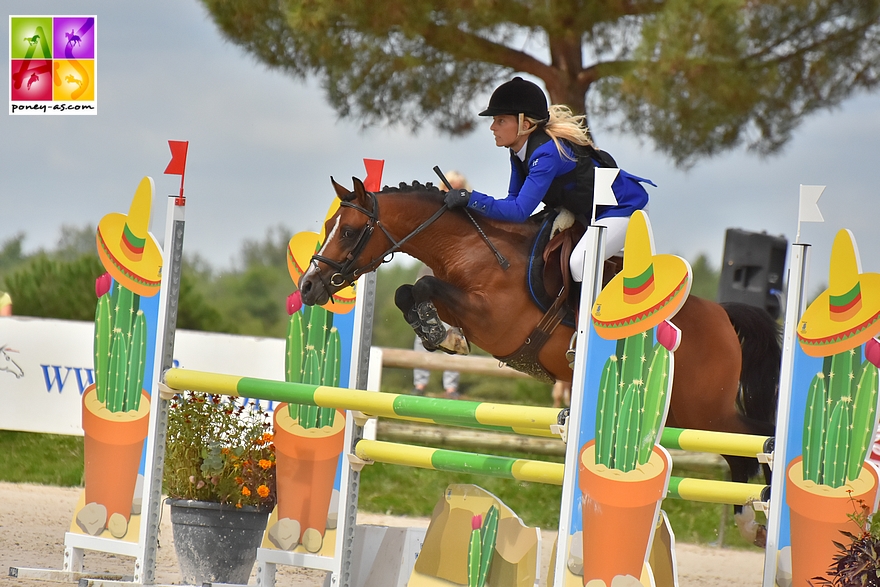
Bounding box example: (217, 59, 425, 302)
(309, 190, 450, 290)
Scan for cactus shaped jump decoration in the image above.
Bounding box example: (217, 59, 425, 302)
(467, 505, 499, 587)
(594, 329, 674, 472)
(92, 176, 162, 412)
(567, 210, 690, 586)
(285, 291, 341, 428)
(797, 229, 880, 488)
(591, 211, 690, 472)
(94, 273, 147, 412)
(777, 228, 880, 587)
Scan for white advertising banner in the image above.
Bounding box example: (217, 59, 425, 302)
(0, 316, 285, 436)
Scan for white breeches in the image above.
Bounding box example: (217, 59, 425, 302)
(570, 215, 632, 282)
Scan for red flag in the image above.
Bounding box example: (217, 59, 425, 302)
(165, 141, 189, 176)
(363, 159, 385, 192)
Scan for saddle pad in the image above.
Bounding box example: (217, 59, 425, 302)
(527, 212, 576, 328)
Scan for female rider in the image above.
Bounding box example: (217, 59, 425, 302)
(444, 77, 654, 281)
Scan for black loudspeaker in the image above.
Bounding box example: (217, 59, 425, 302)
(717, 228, 788, 320)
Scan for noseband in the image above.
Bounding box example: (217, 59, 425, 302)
(309, 191, 450, 289)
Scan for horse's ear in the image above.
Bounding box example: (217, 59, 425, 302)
(330, 176, 355, 202)
(351, 177, 370, 204)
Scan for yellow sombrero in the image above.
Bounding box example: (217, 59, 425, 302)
(96, 177, 162, 297)
(592, 211, 692, 340)
(798, 229, 880, 357)
(287, 229, 356, 315)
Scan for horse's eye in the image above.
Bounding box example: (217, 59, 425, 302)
(342, 228, 356, 239)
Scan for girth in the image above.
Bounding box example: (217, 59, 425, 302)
(495, 225, 578, 384)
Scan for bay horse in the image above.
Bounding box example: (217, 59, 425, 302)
(298, 177, 781, 545)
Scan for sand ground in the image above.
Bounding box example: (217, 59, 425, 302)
(0, 482, 767, 587)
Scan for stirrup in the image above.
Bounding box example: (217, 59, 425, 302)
(565, 332, 577, 369)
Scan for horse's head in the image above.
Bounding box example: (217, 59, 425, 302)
(0, 345, 24, 379)
(299, 177, 392, 306)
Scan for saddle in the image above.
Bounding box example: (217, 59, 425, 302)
(495, 211, 623, 383)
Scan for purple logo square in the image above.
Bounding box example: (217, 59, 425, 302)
(53, 17, 95, 60)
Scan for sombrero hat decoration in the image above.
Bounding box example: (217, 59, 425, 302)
(592, 210, 692, 340)
(797, 229, 880, 357)
(96, 177, 162, 297)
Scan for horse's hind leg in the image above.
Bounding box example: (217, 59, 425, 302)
(394, 283, 469, 355)
(725, 456, 768, 547)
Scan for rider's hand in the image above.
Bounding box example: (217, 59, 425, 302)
(444, 188, 470, 209)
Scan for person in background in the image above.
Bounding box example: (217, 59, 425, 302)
(552, 380, 571, 408)
(411, 171, 471, 399)
(0, 292, 12, 316)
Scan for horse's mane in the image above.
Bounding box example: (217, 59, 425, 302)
(378, 181, 443, 196)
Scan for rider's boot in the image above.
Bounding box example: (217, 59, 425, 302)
(415, 301, 470, 356)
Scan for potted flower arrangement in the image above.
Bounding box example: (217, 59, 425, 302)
(163, 390, 276, 585)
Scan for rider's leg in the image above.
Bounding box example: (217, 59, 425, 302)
(569, 215, 633, 282)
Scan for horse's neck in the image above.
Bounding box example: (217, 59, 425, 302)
(380, 193, 533, 280)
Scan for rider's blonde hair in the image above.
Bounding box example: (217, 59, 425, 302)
(518, 104, 594, 161)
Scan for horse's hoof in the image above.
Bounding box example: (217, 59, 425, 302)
(753, 524, 768, 549)
(438, 327, 470, 355)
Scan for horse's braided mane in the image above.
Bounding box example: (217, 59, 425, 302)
(376, 179, 537, 241)
(378, 181, 443, 195)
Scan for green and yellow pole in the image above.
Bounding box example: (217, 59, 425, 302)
(163, 368, 562, 438)
(354, 440, 768, 506)
(661, 427, 772, 458)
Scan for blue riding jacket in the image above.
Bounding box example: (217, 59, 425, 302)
(465, 129, 653, 222)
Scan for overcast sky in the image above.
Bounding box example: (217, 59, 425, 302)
(3, 0, 879, 296)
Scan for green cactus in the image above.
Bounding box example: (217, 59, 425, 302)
(595, 355, 620, 467)
(300, 347, 322, 428)
(802, 347, 880, 488)
(620, 330, 646, 394)
(467, 515, 482, 587)
(318, 329, 341, 428)
(477, 506, 499, 587)
(94, 293, 112, 404)
(596, 325, 674, 472)
(124, 311, 147, 412)
(638, 344, 670, 465)
(466, 506, 498, 587)
(822, 403, 851, 488)
(802, 373, 827, 483)
(107, 329, 128, 412)
(613, 383, 642, 472)
(285, 303, 341, 429)
(849, 360, 880, 481)
(92, 280, 148, 413)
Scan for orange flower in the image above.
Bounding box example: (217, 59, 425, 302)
(241, 486, 251, 497)
(221, 447, 231, 455)
(259, 459, 273, 470)
(235, 503, 242, 509)
(235, 476, 244, 484)
(257, 485, 270, 498)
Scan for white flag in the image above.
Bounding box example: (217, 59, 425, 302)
(798, 185, 825, 224)
(594, 167, 619, 207)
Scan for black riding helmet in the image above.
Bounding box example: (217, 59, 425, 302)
(479, 77, 549, 121)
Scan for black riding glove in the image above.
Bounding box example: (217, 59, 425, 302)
(444, 188, 470, 209)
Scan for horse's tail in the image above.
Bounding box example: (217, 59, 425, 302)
(722, 301, 782, 437)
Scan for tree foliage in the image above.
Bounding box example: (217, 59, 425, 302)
(201, 0, 880, 166)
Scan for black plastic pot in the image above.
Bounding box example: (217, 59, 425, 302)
(168, 499, 269, 585)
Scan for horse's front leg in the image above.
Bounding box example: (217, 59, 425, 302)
(394, 276, 474, 355)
